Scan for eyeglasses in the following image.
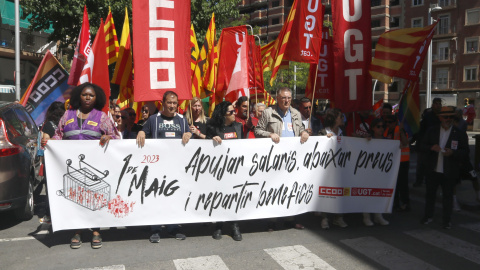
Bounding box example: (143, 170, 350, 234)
(115, 115, 121, 119)
(279, 96, 292, 101)
(226, 110, 236, 115)
(142, 110, 149, 113)
(303, 106, 312, 109)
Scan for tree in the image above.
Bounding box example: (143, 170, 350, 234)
(264, 62, 310, 97)
(21, 0, 131, 48)
(191, 0, 242, 41)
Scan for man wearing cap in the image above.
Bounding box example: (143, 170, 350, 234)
(421, 106, 469, 229)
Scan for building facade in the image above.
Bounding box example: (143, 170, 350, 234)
(239, 0, 480, 118)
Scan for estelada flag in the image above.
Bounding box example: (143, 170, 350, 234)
(104, 7, 119, 66)
(112, 8, 134, 103)
(283, 0, 324, 63)
(68, 6, 91, 86)
(79, 19, 111, 114)
(369, 22, 438, 84)
(21, 51, 71, 126)
(216, 26, 248, 96)
(261, 0, 299, 85)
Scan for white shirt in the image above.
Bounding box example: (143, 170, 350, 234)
(325, 126, 342, 136)
(301, 115, 310, 130)
(435, 125, 452, 173)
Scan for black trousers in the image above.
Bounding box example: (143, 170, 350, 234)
(394, 161, 410, 207)
(424, 171, 455, 223)
(415, 151, 426, 184)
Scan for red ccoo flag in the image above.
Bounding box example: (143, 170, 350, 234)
(79, 19, 111, 114)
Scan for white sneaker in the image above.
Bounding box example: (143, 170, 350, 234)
(374, 213, 389, 225)
(321, 218, 329, 230)
(363, 213, 374, 226)
(332, 216, 348, 228)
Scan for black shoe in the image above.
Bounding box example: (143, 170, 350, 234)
(212, 229, 222, 240)
(168, 228, 186, 240)
(231, 223, 242, 241)
(443, 222, 452, 229)
(267, 221, 276, 232)
(421, 217, 433, 225)
(149, 232, 160, 243)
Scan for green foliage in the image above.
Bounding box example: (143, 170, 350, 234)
(191, 0, 242, 41)
(21, 0, 132, 48)
(264, 62, 310, 97)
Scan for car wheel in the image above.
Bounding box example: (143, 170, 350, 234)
(14, 179, 34, 221)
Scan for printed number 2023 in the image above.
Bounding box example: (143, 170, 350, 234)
(141, 155, 159, 163)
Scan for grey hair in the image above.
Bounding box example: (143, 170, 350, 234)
(255, 103, 266, 110)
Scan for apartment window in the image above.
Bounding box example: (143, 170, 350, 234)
(412, 0, 423, 6)
(465, 66, 478, 81)
(371, 19, 381, 28)
(438, 15, 450, 34)
(466, 9, 480, 25)
(412, 18, 423, 28)
(466, 37, 479, 53)
(271, 1, 280, 8)
(437, 41, 449, 61)
(439, 0, 451, 7)
(390, 17, 400, 28)
(271, 18, 280, 25)
(436, 68, 449, 88)
(371, 0, 381, 7)
(390, 0, 400, 6)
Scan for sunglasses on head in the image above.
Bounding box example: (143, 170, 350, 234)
(226, 110, 236, 115)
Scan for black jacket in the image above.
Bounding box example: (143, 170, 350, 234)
(421, 124, 469, 178)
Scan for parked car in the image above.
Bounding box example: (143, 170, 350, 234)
(0, 101, 41, 220)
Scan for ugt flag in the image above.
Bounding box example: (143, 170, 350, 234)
(21, 51, 70, 126)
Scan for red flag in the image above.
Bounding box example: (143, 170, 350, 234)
(249, 36, 265, 95)
(68, 6, 91, 86)
(132, 0, 192, 102)
(216, 26, 248, 96)
(305, 27, 334, 101)
(225, 35, 249, 102)
(283, 0, 324, 63)
(332, 0, 372, 112)
(79, 20, 110, 114)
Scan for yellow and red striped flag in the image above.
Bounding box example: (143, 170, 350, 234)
(112, 8, 133, 103)
(261, 0, 298, 86)
(104, 7, 119, 66)
(190, 24, 202, 98)
(197, 13, 217, 98)
(369, 22, 438, 84)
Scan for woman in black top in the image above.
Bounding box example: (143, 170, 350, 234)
(186, 97, 208, 139)
(206, 101, 243, 241)
(39, 101, 65, 224)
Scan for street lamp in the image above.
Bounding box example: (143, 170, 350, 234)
(426, 5, 443, 108)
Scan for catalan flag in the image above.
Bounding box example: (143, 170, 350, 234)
(190, 24, 202, 98)
(398, 80, 420, 136)
(112, 8, 133, 103)
(104, 7, 119, 66)
(197, 13, 217, 98)
(261, 0, 298, 85)
(369, 22, 438, 84)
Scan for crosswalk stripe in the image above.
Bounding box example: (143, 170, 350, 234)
(405, 229, 480, 264)
(460, 222, 480, 232)
(174, 255, 229, 270)
(264, 245, 336, 270)
(341, 236, 439, 270)
(74, 265, 125, 270)
(0, 236, 35, 242)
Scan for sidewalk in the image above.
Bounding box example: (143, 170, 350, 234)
(408, 131, 480, 211)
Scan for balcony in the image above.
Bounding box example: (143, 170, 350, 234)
(250, 9, 268, 22)
(437, 0, 457, 10)
(432, 54, 455, 64)
(434, 26, 456, 38)
(432, 80, 456, 90)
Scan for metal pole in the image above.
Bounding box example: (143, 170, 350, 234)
(15, 0, 21, 100)
(426, 9, 432, 109)
(294, 65, 297, 99)
(372, 79, 378, 106)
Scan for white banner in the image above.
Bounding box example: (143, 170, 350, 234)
(45, 137, 400, 232)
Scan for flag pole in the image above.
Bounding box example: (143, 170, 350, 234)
(309, 66, 319, 130)
(189, 101, 193, 125)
